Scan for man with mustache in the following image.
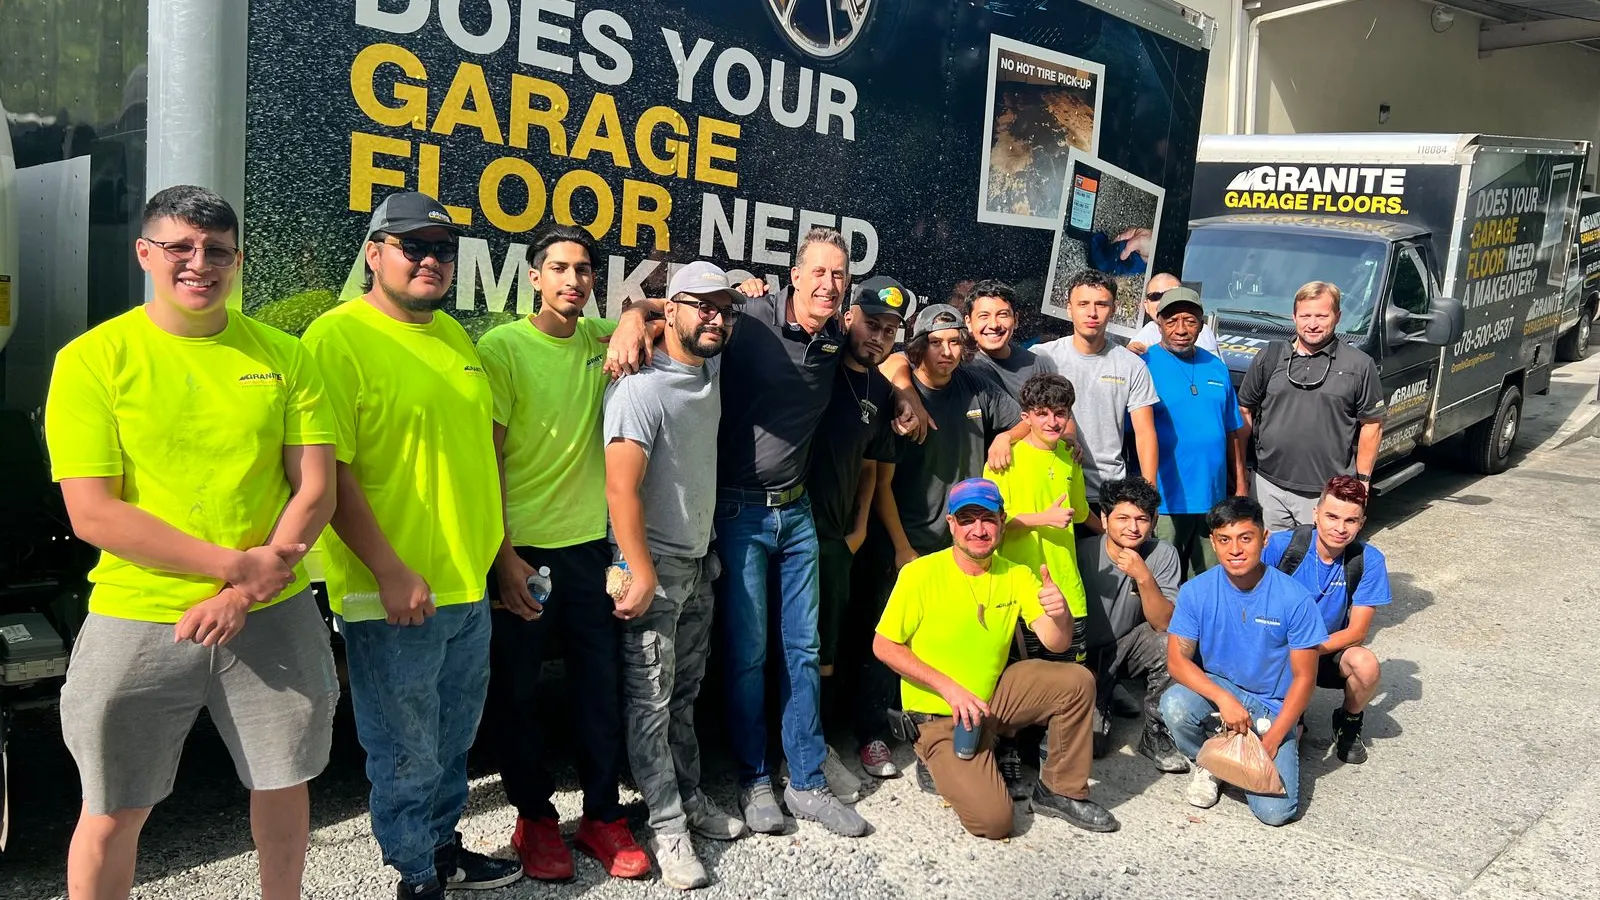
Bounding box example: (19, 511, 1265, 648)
(608, 228, 869, 838)
(476, 225, 649, 882)
(1238, 281, 1385, 531)
(873, 479, 1118, 839)
(1034, 270, 1160, 527)
(303, 192, 521, 898)
(604, 262, 746, 890)
(1262, 475, 1391, 765)
(1128, 273, 1220, 356)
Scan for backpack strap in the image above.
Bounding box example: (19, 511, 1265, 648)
(1275, 524, 1316, 575)
(1342, 541, 1366, 615)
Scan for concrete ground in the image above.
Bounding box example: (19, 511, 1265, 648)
(4, 359, 1599, 900)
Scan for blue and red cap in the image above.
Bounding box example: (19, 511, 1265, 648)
(948, 478, 1004, 515)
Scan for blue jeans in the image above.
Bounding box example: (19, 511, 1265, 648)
(341, 600, 492, 885)
(1159, 675, 1301, 826)
(714, 496, 827, 790)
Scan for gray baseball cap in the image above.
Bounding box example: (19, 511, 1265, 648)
(366, 191, 464, 238)
(667, 261, 746, 304)
(912, 303, 967, 341)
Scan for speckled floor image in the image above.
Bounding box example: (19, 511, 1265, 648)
(1044, 169, 1160, 326)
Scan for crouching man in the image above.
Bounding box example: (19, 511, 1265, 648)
(873, 478, 1119, 839)
(1159, 497, 1327, 826)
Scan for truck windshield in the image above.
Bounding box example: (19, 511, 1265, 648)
(1183, 229, 1388, 334)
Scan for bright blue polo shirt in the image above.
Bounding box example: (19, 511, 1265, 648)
(1263, 530, 1393, 634)
(1144, 345, 1243, 515)
(1169, 565, 1329, 714)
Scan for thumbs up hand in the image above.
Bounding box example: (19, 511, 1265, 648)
(1033, 492, 1076, 530)
(1038, 564, 1067, 619)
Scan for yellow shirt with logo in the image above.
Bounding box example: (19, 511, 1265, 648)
(44, 308, 335, 623)
(985, 439, 1090, 620)
(301, 299, 502, 620)
(876, 552, 1046, 715)
(477, 316, 617, 548)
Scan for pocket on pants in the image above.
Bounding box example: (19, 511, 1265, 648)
(621, 631, 664, 701)
(713, 500, 742, 522)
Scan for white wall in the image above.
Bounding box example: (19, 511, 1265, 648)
(1188, 0, 1600, 176)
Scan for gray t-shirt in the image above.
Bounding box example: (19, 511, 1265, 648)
(967, 345, 1057, 401)
(1034, 338, 1159, 500)
(889, 366, 1022, 554)
(604, 354, 722, 558)
(1077, 534, 1180, 650)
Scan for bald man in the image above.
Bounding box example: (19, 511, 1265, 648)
(1128, 275, 1219, 356)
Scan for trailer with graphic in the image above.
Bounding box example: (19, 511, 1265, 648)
(1185, 133, 1590, 482)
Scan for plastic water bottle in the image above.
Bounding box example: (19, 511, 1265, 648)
(527, 566, 553, 606)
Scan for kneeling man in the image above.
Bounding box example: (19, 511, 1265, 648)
(874, 479, 1118, 839)
(1160, 496, 1327, 826)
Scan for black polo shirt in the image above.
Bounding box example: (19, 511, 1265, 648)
(717, 287, 844, 492)
(808, 364, 897, 539)
(1237, 338, 1384, 492)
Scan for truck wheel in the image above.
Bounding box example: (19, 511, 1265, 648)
(1464, 384, 1522, 474)
(762, 0, 908, 65)
(1556, 309, 1591, 361)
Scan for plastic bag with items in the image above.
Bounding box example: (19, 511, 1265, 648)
(1196, 729, 1286, 796)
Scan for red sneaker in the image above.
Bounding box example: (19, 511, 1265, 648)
(512, 816, 574, 882)
(574, 817, 651, 879)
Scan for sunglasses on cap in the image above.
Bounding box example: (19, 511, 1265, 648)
(376, 233, 459, 264)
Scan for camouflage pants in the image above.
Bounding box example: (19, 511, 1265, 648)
(621, 552, 719, 834)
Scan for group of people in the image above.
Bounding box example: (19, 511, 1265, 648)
(43, 186, 1397, 900)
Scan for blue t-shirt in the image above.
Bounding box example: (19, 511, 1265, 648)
(1169, 566, 1329, 714)
(1262, 530, 1392, 634)
(1144, 346, 1244, 514)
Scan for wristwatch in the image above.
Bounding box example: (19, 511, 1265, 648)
(1355, 473, 1371, 483)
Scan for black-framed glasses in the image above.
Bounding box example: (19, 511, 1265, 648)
(1286, 353, 1333, 390)
(377, 234, 459, 264)
(684, 299, 741, 323)
(143, 238, 240, 268)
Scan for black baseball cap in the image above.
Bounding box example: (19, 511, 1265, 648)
(366, 191, 464, 239)
(849, 276, 913, 320)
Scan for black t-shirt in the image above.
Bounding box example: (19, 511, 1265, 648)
(717, 288, 844, 491)
(889, 366, 1022, 554)
(1237, 339, 1384, 493)
(808, 364, 897, 539)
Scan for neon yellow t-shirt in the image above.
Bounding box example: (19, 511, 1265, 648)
(44, 307, 335, 623)
(477, 316, 617, 548)
(985, 439, 1090, 619)
(301, 299, 503, 620)
(875, 552, 1045, 715)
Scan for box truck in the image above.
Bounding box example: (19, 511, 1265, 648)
(1185, 133, 1591, 486)
(0, 0, 1214, 847)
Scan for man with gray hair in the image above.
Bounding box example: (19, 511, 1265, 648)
(1128, 273, 1220, 356)
(608, 228, 871, 838)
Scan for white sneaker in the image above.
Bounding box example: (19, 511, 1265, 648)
(780, 747, 862, 803)
(1185, 765, 1220, 809)
(649, 832, 709, 891)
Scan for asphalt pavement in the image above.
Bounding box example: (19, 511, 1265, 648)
(4, 360, 1599, 900)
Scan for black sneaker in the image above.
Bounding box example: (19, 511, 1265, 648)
(996, 738, 1028, 799)
(1332, 709, 1368, 765)
(915, 761, 939, 796)
(1029, 782, 1120, 833)
(1138, 721, 1191, 774)
(1091, 704, 1112, 759)
(397, 878, 444, 900)
(435, 832, 524, 891)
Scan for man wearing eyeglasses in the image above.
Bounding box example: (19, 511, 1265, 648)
(303, 191, 521, 899)
(471, 223, 654, 882)
(873, 478, 1118, 839)
(1237, 281, 1385, 532)
(47, 185, 337, 900)
(1128, 273, 1220, 356)
(604, 261, 745, 890)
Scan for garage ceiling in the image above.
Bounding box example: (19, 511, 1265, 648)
(1438, 0, 1600, 52)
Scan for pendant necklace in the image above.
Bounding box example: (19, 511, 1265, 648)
(1184, 354, 1200, 395)
(967, 565, 997, 627)
(844, 367, 874, 424)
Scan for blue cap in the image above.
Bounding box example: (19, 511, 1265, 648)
(948, 478, 1004, 515)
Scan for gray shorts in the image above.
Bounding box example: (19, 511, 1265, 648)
(61, 590, 339, 815)
(1253, 473, 1320, 532)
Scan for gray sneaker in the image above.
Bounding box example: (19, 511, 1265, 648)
(738, 781, 787, 835)
(783, 785, 868, 837)
(648, 832, 708, 891)
(684, 790, 747, 841)
(780, 747, 862, 803)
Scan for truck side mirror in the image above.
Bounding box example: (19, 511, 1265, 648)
(1392, 296, 1464, 347)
